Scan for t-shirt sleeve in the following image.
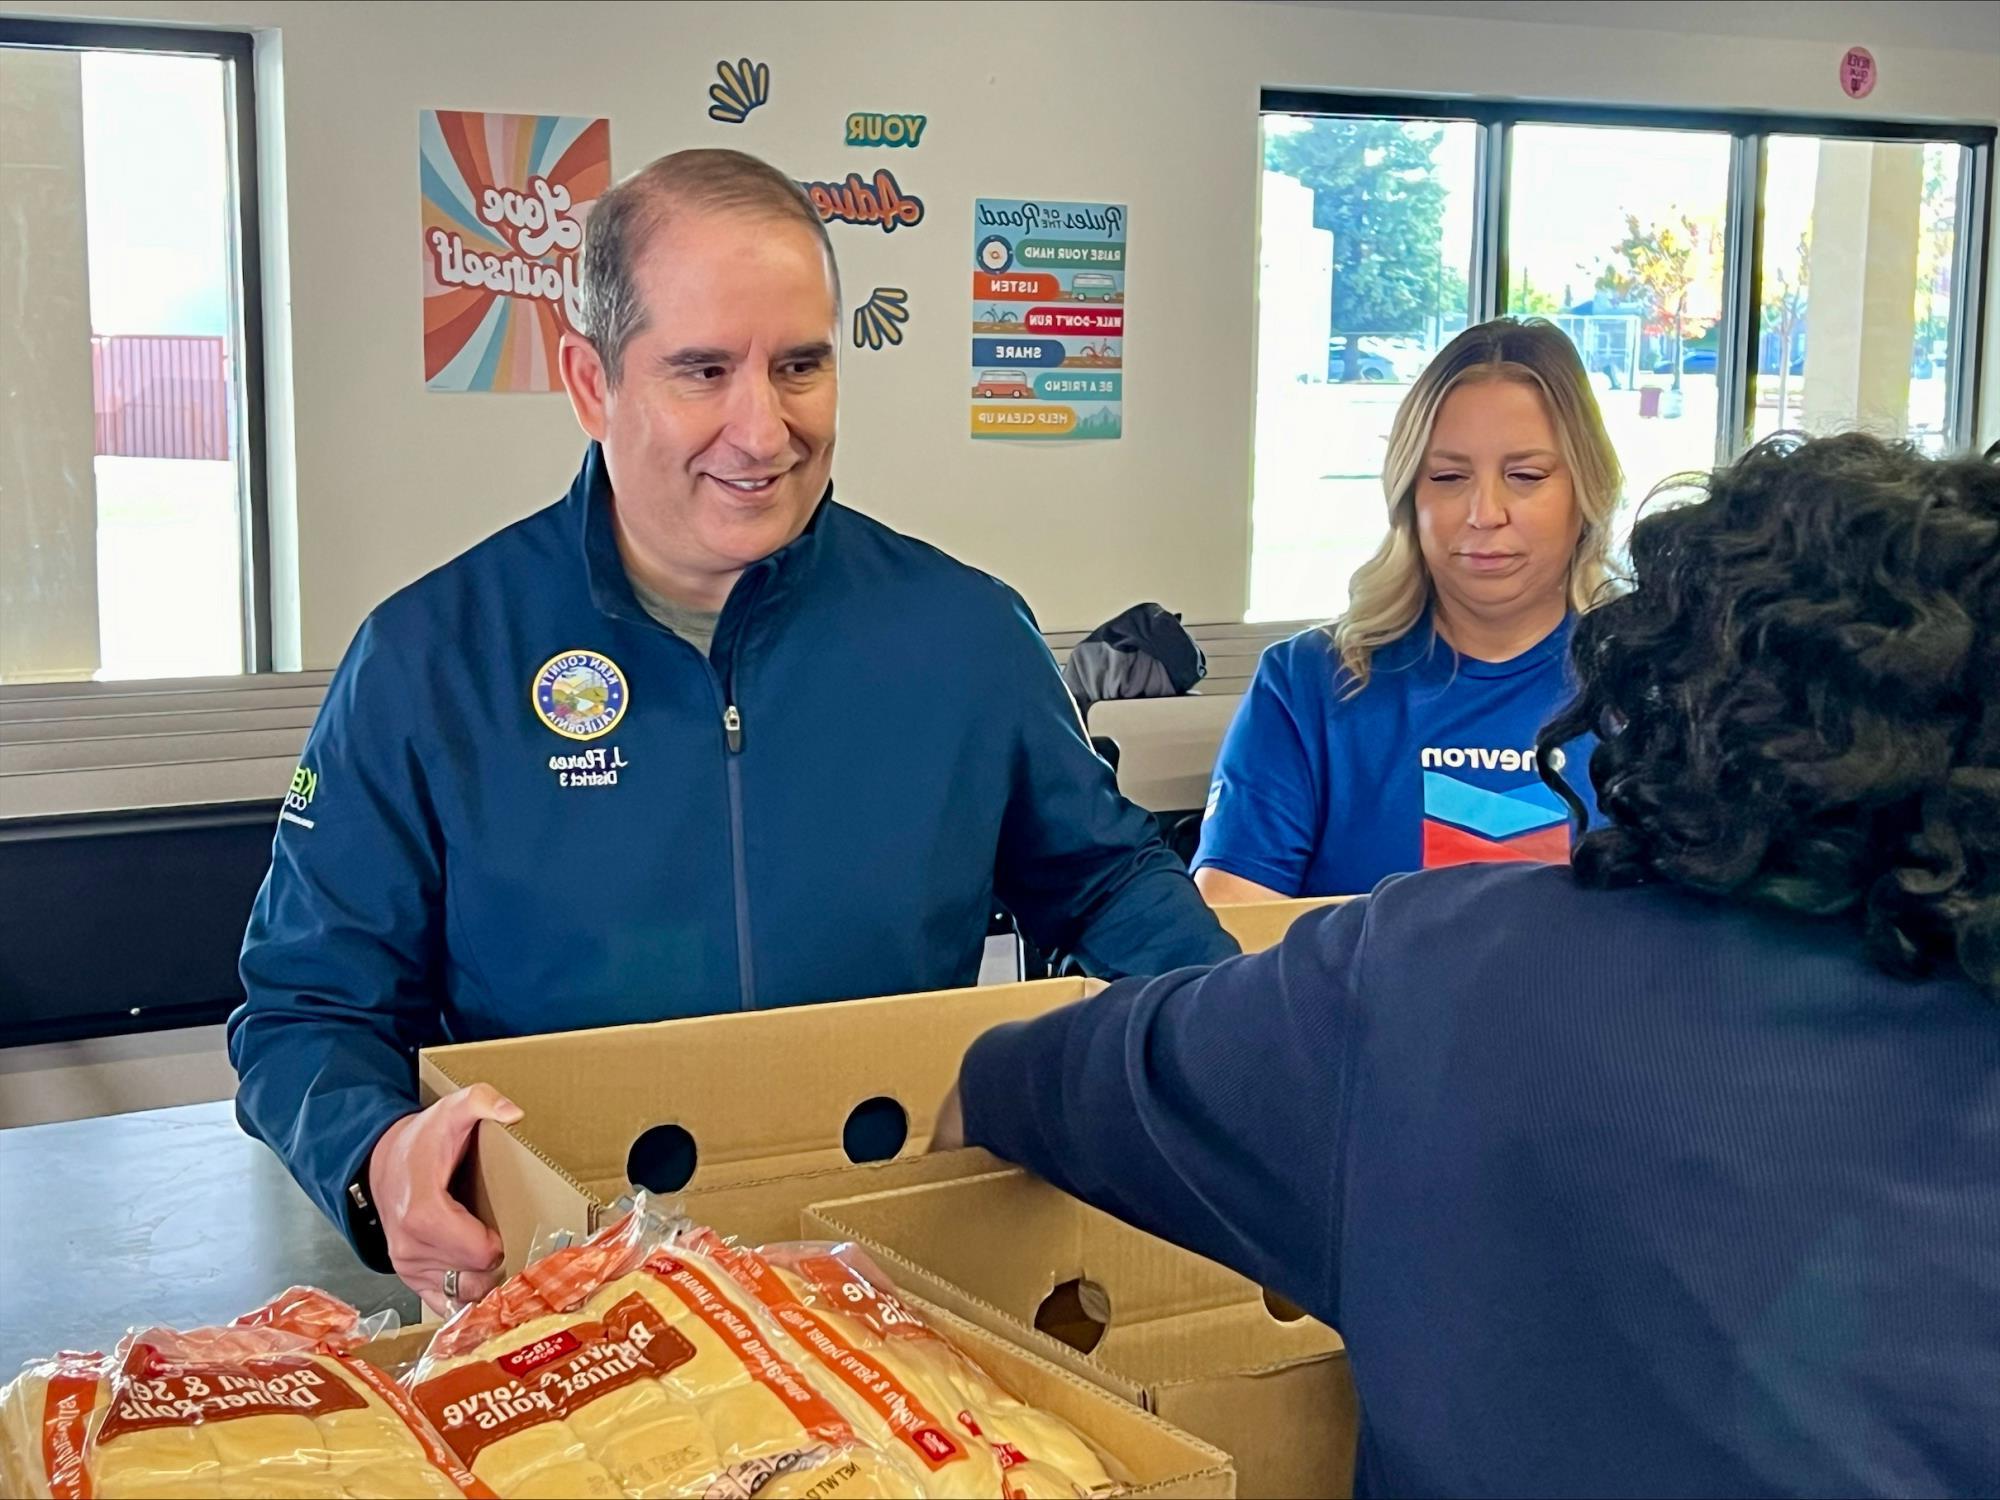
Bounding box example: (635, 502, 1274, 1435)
(1190, 644, 1324, 895)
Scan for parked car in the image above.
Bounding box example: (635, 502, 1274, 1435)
(1653, 347, 1806, 377)
(1655, 349, 1719, 375)
(972, 369, 1034, 399)
(1327, 336, 1426, 383)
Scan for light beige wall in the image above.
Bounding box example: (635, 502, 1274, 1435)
(0, 46, 100, 681)
(4, 0, 1996, 665)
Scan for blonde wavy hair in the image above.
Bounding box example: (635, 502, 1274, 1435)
(1331, 317, 1623, 691)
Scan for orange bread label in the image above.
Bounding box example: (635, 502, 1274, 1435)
(640, 1254, 857, 1448)
(339, 1352, 498, 1499)
(96, 1356, 366, 1442)
(793, 1253, 933, 1343)
(41, 1365, 100, 1500)
(704, 1244, 968, 1473)
(413, 1297, 694, 1469)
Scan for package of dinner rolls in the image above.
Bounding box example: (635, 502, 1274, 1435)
(689, 1228, 1122, 1500)
(403, 1197, 1122, 1498)
(0, 1287, 488, 1500)
(404, 1201, 929, 1498)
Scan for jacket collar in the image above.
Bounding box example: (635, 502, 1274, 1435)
(567, 442, 834, 627)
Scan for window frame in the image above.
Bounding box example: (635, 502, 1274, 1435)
(0, 15, 272, 673)
(1260, 89, 1997, 461)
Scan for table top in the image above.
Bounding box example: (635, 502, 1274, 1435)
(0, 1100, 416, 1377)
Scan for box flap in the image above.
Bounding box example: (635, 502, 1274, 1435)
(1096, 1301, 1343, 1386)
(1212, 897, 1349, 954)
(420, 977, 1096, 1197)
(808, 1170, 1315, 1339)
(1150, 1358, 1356, 1500)
(677, 1149, 1011, 1246)
(464, 1118, 594, 1277)
(456, 1124, 1012, 1253)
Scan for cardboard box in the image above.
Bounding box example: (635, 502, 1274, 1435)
(354, 1292, 1235, 1496)
(1211, 897, 1349, 953)
(418, 978, 1105, 1270)
(806, 1170, 1359, 1500)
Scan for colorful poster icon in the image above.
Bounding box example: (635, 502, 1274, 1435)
(969, 198, 1126, 440)
(421, 110, 611, 392)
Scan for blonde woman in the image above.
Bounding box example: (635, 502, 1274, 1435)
(1195, 318, 1622, 899)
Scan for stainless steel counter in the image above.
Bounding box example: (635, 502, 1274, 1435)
(0, 1099, 416, 1376)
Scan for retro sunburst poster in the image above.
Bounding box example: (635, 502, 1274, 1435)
(420, 110, 611, 392)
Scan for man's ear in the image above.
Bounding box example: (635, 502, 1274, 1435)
(559, 333, 611, 441)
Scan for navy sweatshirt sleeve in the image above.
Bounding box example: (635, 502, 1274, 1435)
(228, 614, 448, 1267)
(959, 896, 1368, 1308)
(990, 593, 1238, 977)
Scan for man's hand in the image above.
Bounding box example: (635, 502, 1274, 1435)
(930, 1085, 966, 1153)
(367, 1083, 521, 1315)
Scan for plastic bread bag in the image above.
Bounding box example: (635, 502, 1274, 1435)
(0, 1287, 487, 1500)
(403, 1198, 927, 1498)
(681, 1228, 1123, 1500)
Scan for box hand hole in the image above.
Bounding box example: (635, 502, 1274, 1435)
(1035, 1277, 1111, 1355)
(627, 1123, 699, 1193)
(1263, 1287, 1309, 1323)
(842, 1096, 909, 1163)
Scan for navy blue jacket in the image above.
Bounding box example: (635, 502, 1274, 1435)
(962, 864, 2000, 1497)
(232, 445, 1233, 1258)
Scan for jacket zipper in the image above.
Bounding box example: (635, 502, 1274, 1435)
(625, 557, 766, 1011)
(708, 662, 755, 1011)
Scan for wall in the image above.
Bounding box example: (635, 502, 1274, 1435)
(2, 0, 1996, 669)
(0, 46, 100, 681)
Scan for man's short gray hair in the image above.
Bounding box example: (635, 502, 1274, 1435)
(578, 148, 840, 387)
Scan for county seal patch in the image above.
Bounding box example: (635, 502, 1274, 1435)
(532, 650, 628, 740)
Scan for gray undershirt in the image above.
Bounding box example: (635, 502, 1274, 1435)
(627, 570, 722, 658)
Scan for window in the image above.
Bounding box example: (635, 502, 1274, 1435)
(1506, 123, 1731, 552)
(0, 19, 266, 683)
(1252, 92, 1994, 622)
(1254, 115, 1477, 622)
(1751, 137, 1965, 454)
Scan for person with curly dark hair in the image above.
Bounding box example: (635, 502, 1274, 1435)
(1540, 431, 1998, 995)
(941, 433, 1999, 1495)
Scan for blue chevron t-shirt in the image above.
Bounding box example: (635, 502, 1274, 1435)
(1192, 615, 1599, 896)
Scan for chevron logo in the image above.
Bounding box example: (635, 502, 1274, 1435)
(1421, 771, 1571, 867)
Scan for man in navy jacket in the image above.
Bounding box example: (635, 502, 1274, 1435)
(230, 147, 1233, 1310)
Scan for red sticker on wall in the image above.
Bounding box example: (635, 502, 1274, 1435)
(1840, 46, 1876, 99)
